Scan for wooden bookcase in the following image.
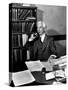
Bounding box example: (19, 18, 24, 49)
(9, 3, 37, 72)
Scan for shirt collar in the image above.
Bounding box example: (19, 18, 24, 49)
(40, 33, 45, 42)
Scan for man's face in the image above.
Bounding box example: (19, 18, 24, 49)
(37, 23, 45, 35)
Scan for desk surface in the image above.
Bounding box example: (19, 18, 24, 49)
(32, 71, 55, 85)
(31, 71, 66, 85)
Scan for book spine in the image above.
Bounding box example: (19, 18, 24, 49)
(22, 34, 28, 46)
(23, 10, 30, 20)
(12, 8, 17, 21)
(22, 22, 25, 33)
(27, 50, 30, 60)
(20, 49, 22, 61)
(14, 49, 17, 62)
(18, 34, 21, 47)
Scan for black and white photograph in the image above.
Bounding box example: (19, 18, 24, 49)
(9, 2, 67, 87)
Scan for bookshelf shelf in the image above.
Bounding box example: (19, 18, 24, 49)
(12, 46, 25, 49)
(9, 3, 37, 72)
(10, 4, 37, 9)
(11, 19, 36, 23)
(12, 32, 23, 34)
(12, 47, 22, 49)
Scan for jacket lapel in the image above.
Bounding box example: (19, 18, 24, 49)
(42, 35, 48, 51)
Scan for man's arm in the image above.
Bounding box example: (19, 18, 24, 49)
(49, 38, 57, 56)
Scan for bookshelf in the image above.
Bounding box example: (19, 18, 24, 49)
(9, 3, 37, 72)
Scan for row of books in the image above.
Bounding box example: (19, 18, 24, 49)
(12, 22, 35, 34)
(12, 48, 27, 62)
(12, 34, 22, 47)
(12, 23, 22, 33)
(12, 33, 32, 47)
(11, 8, 36, 20)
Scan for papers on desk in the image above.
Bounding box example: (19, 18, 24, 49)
(46, 56, 67, 81)
(12, 70, 35, 86)
(48, 55, 67, 66)
(46, 70, 65, 80)
(55, 70, 65, 78)
(46, 71, 55, 80)
(54, 55, 67, 65)
(41, 61, 53, 71)
(25, 60, 44, 72)
(25, 58, 66, 81)
(25, 60, 53, 71)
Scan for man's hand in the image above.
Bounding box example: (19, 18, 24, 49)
(29, 33, 37, 42)
(48, 55, 57, 63)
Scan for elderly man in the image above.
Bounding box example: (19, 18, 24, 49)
(26, 21, 57, 61)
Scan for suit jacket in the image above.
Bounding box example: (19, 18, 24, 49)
(29, 34, 57, 61)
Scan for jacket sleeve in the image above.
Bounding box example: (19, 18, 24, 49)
(33, 41, 38, 60)
(49, 38, 57, 56)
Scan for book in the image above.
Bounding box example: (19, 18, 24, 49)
(13, 49, 21, 62)
(14, 49, 17, 62)
(18, 34, 21, 47)
(25, 16, 36, 21)
(12, 8, 17, 20)
(18, 9, 24, 19)
(23, 10, 31, 20)
(22, 34, 28, 46)
(18, 9, 28, 20)
(24, 22, 34, 34)
(12, 34, 18, 47)
(22, 22, 25, 32)
(12, 23, 22, 33)
(12, 34, 22, 47)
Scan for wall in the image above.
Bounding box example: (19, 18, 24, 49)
(36, 5, 66, 35)
(35, 4, 66, 56)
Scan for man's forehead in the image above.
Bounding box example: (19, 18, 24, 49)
(37, 21, 42, 26)
(37, 21, 45, 27)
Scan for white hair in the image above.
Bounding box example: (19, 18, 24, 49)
(37, 21, 47, 28)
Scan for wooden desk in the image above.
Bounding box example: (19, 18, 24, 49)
(32, 71, 55, 85)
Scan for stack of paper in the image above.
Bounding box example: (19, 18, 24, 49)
(46, 70, 65, 80)
(12, 70, 35, 86)
(25, 60, 44, 72)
